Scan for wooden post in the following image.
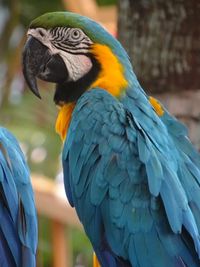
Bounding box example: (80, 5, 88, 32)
(52, 221, 72, 267)
(32, 176, 82, 267)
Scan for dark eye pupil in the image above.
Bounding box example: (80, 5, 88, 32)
(73, 30, 79, 37)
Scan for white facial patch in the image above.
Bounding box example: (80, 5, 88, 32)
(27, 27, 93, 81)
(60, 51, 93, 81)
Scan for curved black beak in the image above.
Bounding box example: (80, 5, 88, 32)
(22, 36, 68, 99)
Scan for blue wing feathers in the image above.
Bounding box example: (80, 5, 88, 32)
(90, 165, 108, 206)
(0, 202, 21, 266)
(0, 228, 17, 267)
(63, 157, 74, 206)
(137, 132, 150, 163)
(0, 127, 37, 267)
(75, 155, 99, 198)
(63, 88, 200, 266)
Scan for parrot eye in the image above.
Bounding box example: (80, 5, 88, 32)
(71, 29, 80, 38)
(69, 28, 83, 42)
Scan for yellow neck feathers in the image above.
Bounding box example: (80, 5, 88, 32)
(90, 44, 128, 96)
(55, 103, 75, 141)
(55, 44, 128, 141)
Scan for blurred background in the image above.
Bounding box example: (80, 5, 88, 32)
(0, 0, 200, 266)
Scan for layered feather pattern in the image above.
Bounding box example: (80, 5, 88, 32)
(0, 127, 37, 267)
(63, 88, 200, 267)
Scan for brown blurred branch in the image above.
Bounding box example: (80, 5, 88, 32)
(0, 1, 20, 60)
(1, 34, 26, 107)
(62, 0, 117, 33)
(62, 0, 98, 20)
(0, 1, 22, 106)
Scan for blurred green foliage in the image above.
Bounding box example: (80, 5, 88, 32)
(70, 228, 93, 266)
(20, 0, 64, 27)
(0, 89, 62, 178)
(2, 0, 63, 27)
(97, 0, 117, 5)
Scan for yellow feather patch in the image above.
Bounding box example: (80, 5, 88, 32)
(149, 96, 164, 116)
(90, 44, 128, 97)
(93, 253, 101, 267)
(55, 103, 75, 141)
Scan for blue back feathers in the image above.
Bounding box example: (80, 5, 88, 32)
(62, 87, 200, 267)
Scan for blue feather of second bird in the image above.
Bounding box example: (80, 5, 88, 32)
(0, 127, 37, 267)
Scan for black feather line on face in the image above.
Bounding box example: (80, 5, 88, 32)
(54, 54, 101, 104)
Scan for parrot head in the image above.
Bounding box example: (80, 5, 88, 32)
(22, 12, 133, 106)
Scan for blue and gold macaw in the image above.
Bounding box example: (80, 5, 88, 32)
(0, 127, 37, 267)
(23, 12, 200, 267)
